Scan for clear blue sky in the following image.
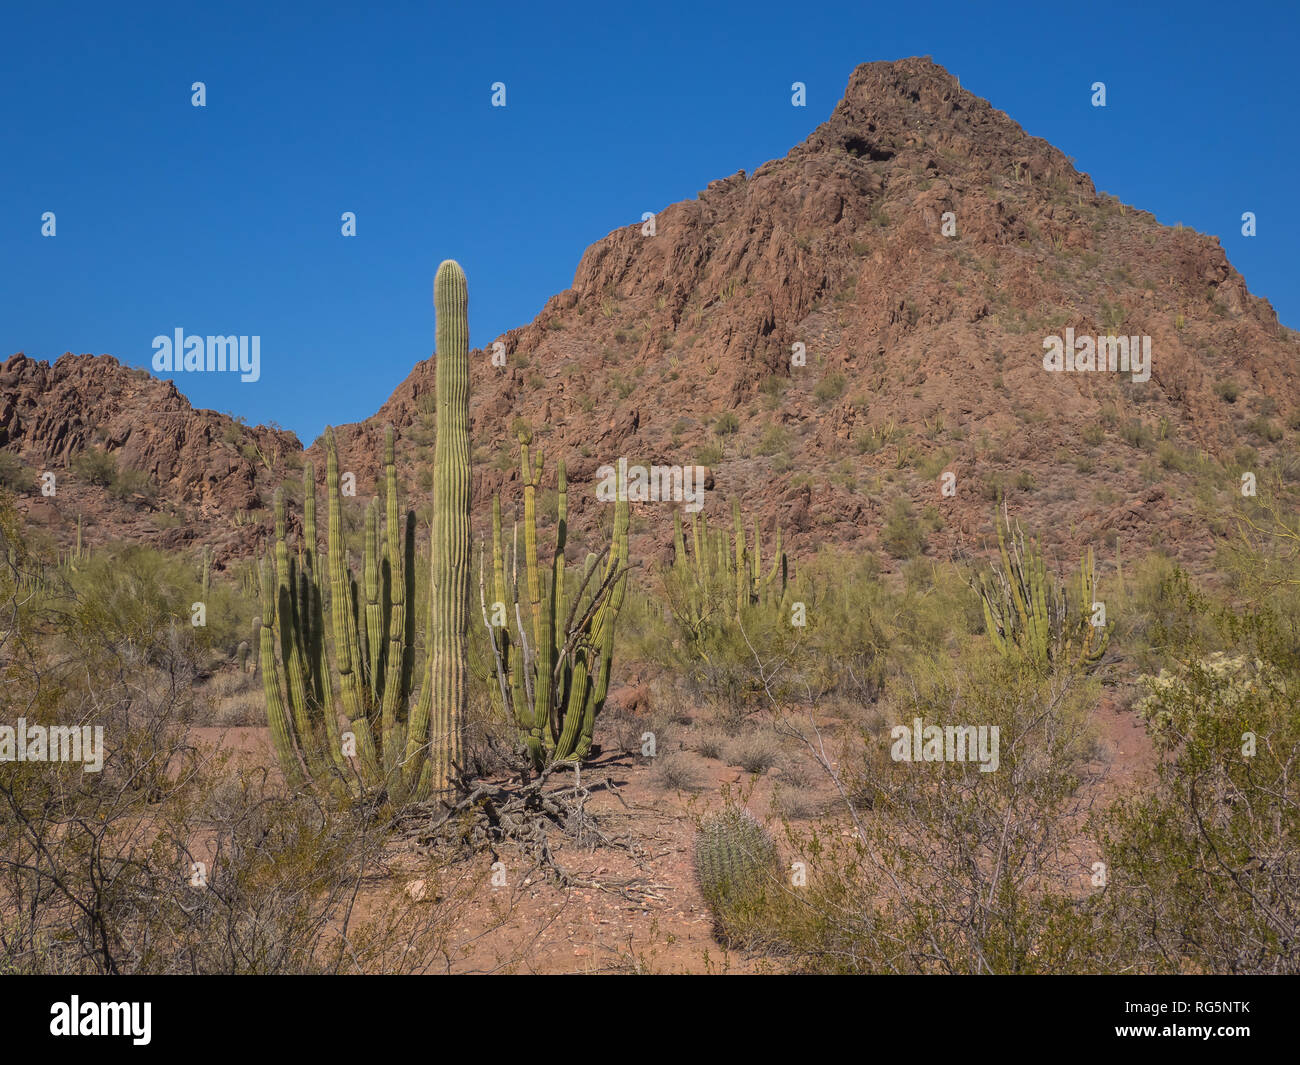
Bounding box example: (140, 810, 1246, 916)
(3, 0, 1296, 444)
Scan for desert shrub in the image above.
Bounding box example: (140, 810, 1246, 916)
(881, 497, 925, 559)
(631, 541, 889, 711)
(917, 447, 954, 481)
(713, 411, 740, 436)
(0, 450, 32, 493)
(695, 443, 723, 466)
(651, 751, 701, 791)
(733, 652, 1107, 972)
(1094, 593, 1300, 973)
(1119, 420, 1153, 450)
(814, 372, 847, 405)
(71, 448, 118, 486)
(108, 465, 157, 503)
(695, 730, 727, 760)
(1156, 440, 1189, 471)
(1247, 415, 1283, 443)
(725, 731, 780, 774)
(757, 424, 791, 456)
(68, 544, 253, 662)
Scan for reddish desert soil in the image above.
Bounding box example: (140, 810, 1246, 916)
(186, 684, 1155, 974)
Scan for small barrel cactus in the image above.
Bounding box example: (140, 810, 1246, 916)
(694, 807, 779, 919)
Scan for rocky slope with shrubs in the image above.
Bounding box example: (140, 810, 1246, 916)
(5, 56, 1299, 575)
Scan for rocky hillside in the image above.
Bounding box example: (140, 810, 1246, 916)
(0, 352, 299, 559)
(6, 56, 1299, 574)
(341, 56, 1299, 572)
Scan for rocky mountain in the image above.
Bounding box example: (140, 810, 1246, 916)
(0, 351, 299, 559)
(6, 56, 1299, 574)
(342, 56, 1299, 570)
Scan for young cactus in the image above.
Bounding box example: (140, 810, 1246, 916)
(694, 807, 780, 936)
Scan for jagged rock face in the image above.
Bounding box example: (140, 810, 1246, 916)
(5, 57, 1299, 567)
(1, 351, 299, 530)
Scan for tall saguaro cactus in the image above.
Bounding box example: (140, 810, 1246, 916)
(408, 260, 471, 797)
(259, 259, 475, 803)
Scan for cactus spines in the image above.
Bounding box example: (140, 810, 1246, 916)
(694, 807, 779, 933)
(422, 259, 472, 797)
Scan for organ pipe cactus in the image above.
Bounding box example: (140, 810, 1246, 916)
(258, 427, 423, 798)
(667, 500, 787, 656)
(258, 259, 473, 802)
(972, 508, 1111, 670)
(479, 439, 630, 771)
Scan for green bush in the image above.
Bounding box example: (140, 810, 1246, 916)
(70, 544, 253, 662)
(814, 372, 847, 405)
(71, 448, 118, 487)
(1095, 594, 1300, 973)
(695, 443, 723, 466)
(0, 450, 32, 492)
(881, 497, 925, 559)
(108, 466, 157, 503)
(757, 424, 791, 456)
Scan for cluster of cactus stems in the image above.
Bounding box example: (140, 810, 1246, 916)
(973, 509, 1111, 669)
(13, 515, 89, 592)
(479, 439, 630, 770)
(54, 514, 89, 571)
(668, 500, 787, 650)
(235, 560, 259, 601)
(258, 260, 471, 801)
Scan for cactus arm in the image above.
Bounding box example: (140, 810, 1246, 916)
(258, 554, 307, 788)
(325, 428, 380, 783)
(363, 497, 382, 700)
(379, 427, 410, 782)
